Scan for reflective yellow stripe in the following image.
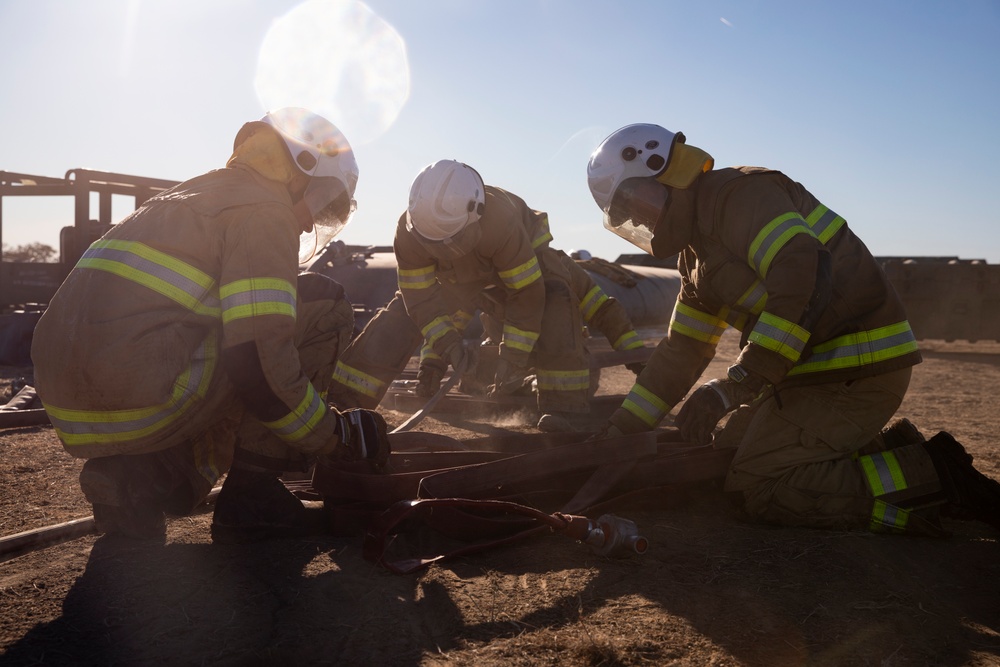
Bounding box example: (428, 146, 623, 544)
(736, 280, 768, 315)
(870, 500, 909, 532)
(805, 204, 846, 244)
(398, 265, 437, 290)
(44, 332, 218, 446)
(531, 215, 553, 249)
(499, 256, 541, 290)
(579, 285, 609, 321)
(220, 277, 296, 324)
(858, 450, 908, 497)
(263, 383, 326, 443)
(748, 213, 815, 278)
(622, 383, 669, 427)
(421, 315, 455, 347)
(670, 302, 727, 344)
(788, 321, 919, 375)
(748, 311, 810, 363)
(502, 323, 539, 353)
(332, 360, 384, 399)
(536, 368, 590, 391)
(78, 239, 220, 317)
(614, 330, 643, 350)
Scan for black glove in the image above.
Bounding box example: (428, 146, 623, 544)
(415, 360, 446, 398)
(676, 378, 762, 445)
(445, 338, 479, 375)
(487, 357, 533, 398)
(333, 408, 390, 469)
(625, 362, 646, 377)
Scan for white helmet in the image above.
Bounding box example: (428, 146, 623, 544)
(587, 124, 713, 255)
(406, 160, 485, 241)
(587, 124, 680, 212)
(235, 108, 359, 260)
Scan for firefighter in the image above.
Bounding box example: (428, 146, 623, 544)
(31, 108, 390, 543)
(329, 159, 644, 431)
(586, 123, 1000, 535)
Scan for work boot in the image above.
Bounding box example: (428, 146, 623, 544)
(210, 466, 326, 544)
(79, 456, 166, 541)
(923, 431, 1000, 530)
(880, 418, 926, 449)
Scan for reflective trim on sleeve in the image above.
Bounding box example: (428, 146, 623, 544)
(502, 322, 540, 353)
(805, 204, 846, 244)
(532, 215, 553, 249)
(536, 368, 591, 392)
(788, 321, 919, 375)
(398, 265, 437, 290)
(748, 311, 811, 363)
(452, 309, 474, 331)
(77, 239, 220, 317)
(499, 256, 542, 290)
(220, 277, 297, 324)
(421, 315, 456, 348)
(736, 280, 768, 315)
(613, 330, 643, 351)
(579, 285, 609, 322)
(332, 360, 385, 399)
(43, 332, 219, 446)
(670, 302, 728, 345)
(748, 212, 815, 278)
(262, 382, 327, 444)
(622, 383, 670, 427)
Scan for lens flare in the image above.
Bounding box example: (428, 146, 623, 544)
(255, 0, 410, 146)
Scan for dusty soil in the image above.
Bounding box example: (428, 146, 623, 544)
(2, 330, 999, 666)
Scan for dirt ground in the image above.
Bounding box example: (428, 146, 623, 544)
(1, 330, 999, 667)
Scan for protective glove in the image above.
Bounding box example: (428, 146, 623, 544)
(332, 408, 390, 470)
(487, 357, 533, 398)
(675, 378, 759, 446)
(415, 359, 446, 398)
(585, 422, 625, 441)
(625, 361, 646, 377)
(445, 338, 479, 375)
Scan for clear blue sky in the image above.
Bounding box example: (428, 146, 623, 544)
(2, 0, 998, 262)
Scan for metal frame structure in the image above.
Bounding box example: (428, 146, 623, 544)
(0, 169, 179, 309)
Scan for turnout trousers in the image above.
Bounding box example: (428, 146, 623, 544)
(716, 366, 947, 535)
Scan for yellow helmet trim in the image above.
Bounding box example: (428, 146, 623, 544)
(656, 142, 714, 189)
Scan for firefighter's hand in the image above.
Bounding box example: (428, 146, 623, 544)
(487, 358, 533, 398)
(445, 339, 479, 375)
(333, 408, 390, 470)
(585, 422, 625, 441)
(675, 380, 737, 446)
(625, 361, 646, 377)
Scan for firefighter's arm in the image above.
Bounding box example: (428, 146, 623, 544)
(606, 294, 725, 435)
(720, 182, 833, 385)
(488, 224, 545, 368)
(394, 225, 464, 360)
(219, 206, 337, 455)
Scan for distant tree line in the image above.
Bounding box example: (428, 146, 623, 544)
(1, 243, 57, 262)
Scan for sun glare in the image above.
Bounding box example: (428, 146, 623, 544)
(254, 0, 410, 146)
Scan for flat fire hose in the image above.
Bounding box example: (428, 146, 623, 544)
(390, 359, 468, 434)
(331, 431, 737, 574)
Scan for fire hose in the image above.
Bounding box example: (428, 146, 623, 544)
(363, 497, 648, 575)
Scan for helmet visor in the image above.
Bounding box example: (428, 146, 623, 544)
(298, 176, 356, 263)
(602, 177, 670, 255)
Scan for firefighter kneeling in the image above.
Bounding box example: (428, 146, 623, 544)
(329, 159, 644, 432)
(31, 108, 390, 543)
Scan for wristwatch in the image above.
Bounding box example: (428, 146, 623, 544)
(727, 363, 750, 384)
